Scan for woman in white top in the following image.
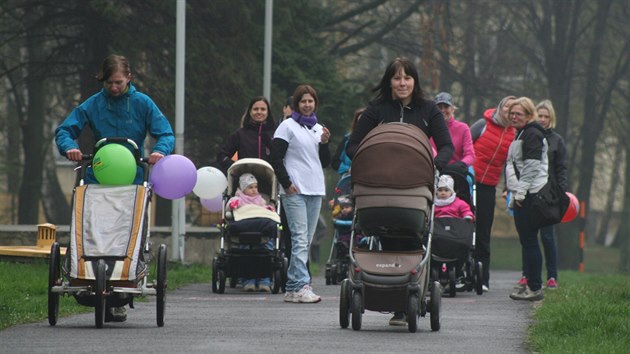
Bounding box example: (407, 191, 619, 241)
(271, 84, 331, 303)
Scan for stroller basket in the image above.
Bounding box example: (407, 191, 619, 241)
(69, 184, 149, 282)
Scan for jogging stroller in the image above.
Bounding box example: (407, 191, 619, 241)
(338, 122, 441, 333)
(325, 173, 361, 285)
(211, 158, 287, 294)
(48, 138, 167, 328)
(430, 165, 484, 297)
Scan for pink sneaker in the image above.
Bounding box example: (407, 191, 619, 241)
(546, 278, 558, 289)
(514, 276, 527, 289)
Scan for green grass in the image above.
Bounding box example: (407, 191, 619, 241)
(531, 272, 630, 353)
(0, 259, 210, 330)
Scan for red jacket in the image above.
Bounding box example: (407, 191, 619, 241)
(472, 109, 515, 186)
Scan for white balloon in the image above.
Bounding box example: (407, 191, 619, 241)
(192, 166, 227, 199)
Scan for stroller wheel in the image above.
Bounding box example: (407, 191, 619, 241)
(331, 264, 338, 285)
(156, 244, 167, 327)
(407, 293, 418, 333)
(325, 267, 332, 285)
(94, 259, 107, 328)
(339, 279, 351, 328)
(272, 269, 282, 294)
(211, 258, 218, 293)
(48, 242, 61, 326)
(351, 291, 362, 331)
(430, 281, 441, 331)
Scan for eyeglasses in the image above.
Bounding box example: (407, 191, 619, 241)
(509, 112, 525, 117)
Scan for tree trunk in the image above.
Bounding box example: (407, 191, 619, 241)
(557, 0, 612, 269)
(41, 147, 71, 224)
(595, 143, 622, 245)
(18, 8, 46, 224)
(619, 138, 630, 273)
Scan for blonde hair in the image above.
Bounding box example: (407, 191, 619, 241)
(536, 99, 556, 129)
(510, 97, 538, 123)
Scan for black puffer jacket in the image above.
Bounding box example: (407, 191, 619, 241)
(216, 117, 277, 173)
(545, 129, 568, 191)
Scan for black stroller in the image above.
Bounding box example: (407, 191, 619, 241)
(48, 138, 167, 328)
(325, 173, 360, 285)
(211, 158, 287, 294)
(338, 122, 441, 333)
(430, 165, 484, 297)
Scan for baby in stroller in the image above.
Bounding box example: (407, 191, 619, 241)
(431, 169, 483, 297)
(227, 173, 276, 292)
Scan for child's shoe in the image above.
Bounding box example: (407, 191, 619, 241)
(243, 279, 257, 292)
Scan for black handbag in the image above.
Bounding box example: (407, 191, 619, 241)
(529, 177, 570, 229)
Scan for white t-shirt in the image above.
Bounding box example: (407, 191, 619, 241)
(274, 118, 326, 196)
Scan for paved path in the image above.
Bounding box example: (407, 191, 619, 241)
(0, 270, 534, 353)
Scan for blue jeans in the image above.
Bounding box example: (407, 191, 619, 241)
(522, 224, 558, 280)
(514, 196, 543, 291)
(281, 194, 322, 292)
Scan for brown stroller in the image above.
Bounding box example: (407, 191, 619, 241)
(338, 122, 441, 333)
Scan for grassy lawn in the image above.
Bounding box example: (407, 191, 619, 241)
(0, 259, 210, 330)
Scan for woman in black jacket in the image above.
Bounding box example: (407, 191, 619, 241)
(216, 96, 276, 173)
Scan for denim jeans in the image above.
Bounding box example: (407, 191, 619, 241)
(514, 196, 543, 291)
(281, 194, 322, 292)
(522, 224, 557, 281)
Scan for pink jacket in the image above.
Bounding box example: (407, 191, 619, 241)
(435, 197, 474, 220)
(431, 116, 475, 166)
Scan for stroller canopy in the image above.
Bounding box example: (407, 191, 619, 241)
(227, 158, 277, 200)
(352, 122, 434, 190)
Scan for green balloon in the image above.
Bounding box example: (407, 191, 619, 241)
(93, 143, 137, 185)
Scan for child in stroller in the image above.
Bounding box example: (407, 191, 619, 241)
(212, 158, 287, 294)
(227, 173, 276, 292)
(431, 167, 484, 297)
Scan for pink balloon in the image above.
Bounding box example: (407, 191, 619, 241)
(200, 195, 223, 212)
(150, 154, 197, 200)
(561, 192, 579, 223)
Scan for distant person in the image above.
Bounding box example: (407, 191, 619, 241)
(469, 95, 516, 292)
(331, 107, 364, 176)
(432, 92, 475, 172)
(516, 100, 568, 290)
(271, 84, 331, 303)
(55, 54, 175, 322)
(506, 97, 547, 301)
(216, 96, 276, 174)
(282, 96, 293, 119)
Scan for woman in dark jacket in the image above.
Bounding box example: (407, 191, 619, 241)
(516, 100, 568, 290)
(346, 57, 453, 326)
(216, 96, 276, 173)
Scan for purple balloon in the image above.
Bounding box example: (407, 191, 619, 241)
(150, 154, 197, 200)
(200, 195, 223, 212)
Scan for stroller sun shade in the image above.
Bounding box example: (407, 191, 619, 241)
(351, 122, 434, 190)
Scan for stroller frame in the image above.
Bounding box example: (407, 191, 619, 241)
(48, 138, 167, 329)
(211, 158, 287, 294)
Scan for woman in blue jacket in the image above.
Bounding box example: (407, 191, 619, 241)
(55, 54, 175, 185)
(54, 54, 174, 321)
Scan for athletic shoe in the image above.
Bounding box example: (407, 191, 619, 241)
(258, 284, 271, 293)
(510, 287, 544, 301)
(514, 276, 528, 289)
(105, 306, 127, 322)
(243, 280, 257, 292)
(546, 278, 558, 289)
(284, 291, 294, 302)
(482, 285, 489, 292)
(292, 285, 321, 303)
(388, 312, 407, 326)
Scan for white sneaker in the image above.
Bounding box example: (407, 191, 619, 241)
(284, 291, 294, 302)
(482, 285, 489, 292)
(292, 285, 321, 303)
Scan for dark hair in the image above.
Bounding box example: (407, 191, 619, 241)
(96, 54, 131, 82)
(292, 84, 318, 113)
(240, 96, 275, 127)
(372, 57, 424, 105)
(284, 96, 293, 108)
(351, 107, 365, 131)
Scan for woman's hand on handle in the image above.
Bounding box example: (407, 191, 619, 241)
(65, 148, 83, 162)
(148, 152, 165, 165)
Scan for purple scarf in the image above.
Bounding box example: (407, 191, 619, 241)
(291, 111, 318, 129)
